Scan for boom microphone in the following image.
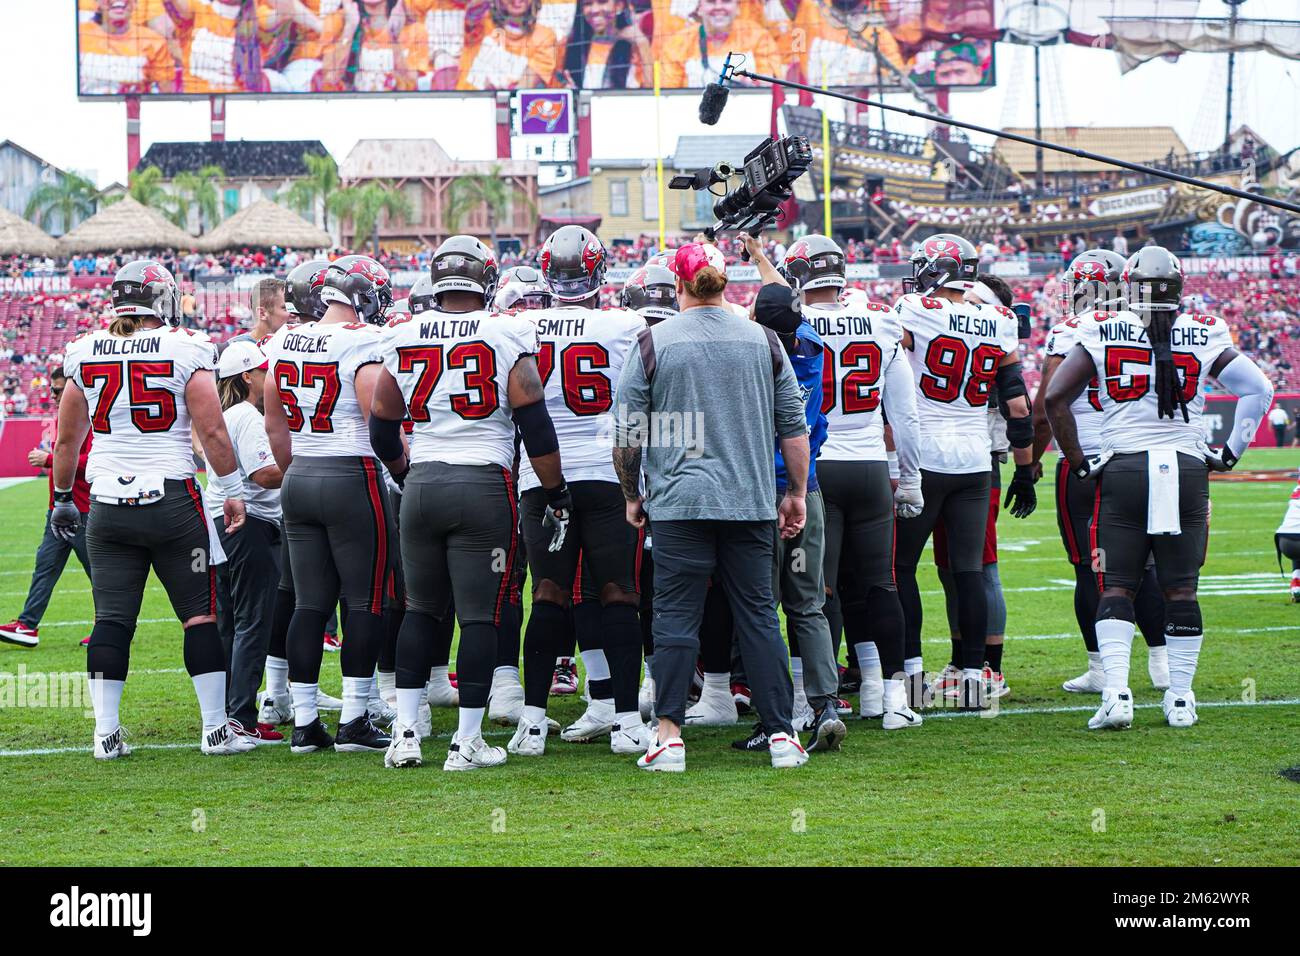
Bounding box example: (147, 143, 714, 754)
(698, 54, 735, 126)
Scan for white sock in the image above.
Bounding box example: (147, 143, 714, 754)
(88, 678, 125, 736)
(291, 682, 319, 727)
(1084, 649, 1103, 674)
(790, 656, 804, 682)
(429, 664, 451, 686)
(1095, 618, 1136, 690)
(853, 641, 883, 682)
(702, 671, 730, 694)
(342, 676, 371, 722)
(962, 667, 982, 682)
(903, 656, 923, 677)
(1165, 634, 1202, 697)
(377, 670, 396, 701)
(265, 656, 289, 699)
(457, 706, 485, 738)
(191, 671, 227, 732)
(523, 704, 547, 725)
(580, 649, 610, 682)
(396, 687, 424, 729)
(493, 665, 521, 686)
(614, 710, 640, 729)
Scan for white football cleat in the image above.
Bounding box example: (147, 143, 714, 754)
(426, 670, 459, 708)
(507, 717, 548, 756)
(638, 673, 656, 722)
(414, 702, 433, 740)
(93, 726, 131, 760)
(881, 678, 922, 730)
(1088, 687, 1135, 730)
(1147, 647, 1171, 690)
(768, 731, 808, 769)
(443, 732, 507, 771)
(367, 688, 397, 726)
(791, 696, 814, 734)
(684, 685, 738, 726)
(1063, 667, 1106, 694)
(1163, 689, 1198, 728)
(488, 669, 525, 726)
(384, 724, 423, 768)
(610, 718, 651, 754)
(636, 735, 685, 772)
(561, 698, 616, 742)
(257, 692, 294, 726)
(316, 689, 344, 711)
(202, 721, 254, 755)
(858, 669, 884, 719)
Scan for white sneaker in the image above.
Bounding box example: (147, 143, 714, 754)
(769, 731, 808, 769)
(791, 697, 814, 733)
(561, 698, 616, 742)
(858, 669, 884, 719)
(881, 678, 923, 730)
(1163, 689, 1198, 728)
(414, 702, 433, 739)
(367, 690, 396, 726)
(507, 717, 548, 756)
(93, 726, 131, 760)
(443, 732, 507, 771)
(257, 692, 294, 726)
(1148, 647, 1171, 690)
(610, 718, 651, 754)
(488, 670, 525, 725)
(684, 686, 738, 726)
(426, 672, 459, 709)
(202, 721, 254, 755)
(636, 735, 685, 772)
(316, 689, 343, 711)
(638, 674, 656, 721)
(384, 724, 423, 768)
(1063, 667, 1106, 694)
(1088, 687, 1135, 730)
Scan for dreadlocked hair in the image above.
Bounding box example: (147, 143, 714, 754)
(1146, 310, 1188, 422)
(218, 374, 250, 412)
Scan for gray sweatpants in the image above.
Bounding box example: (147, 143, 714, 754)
(773, 489, 838, 710)
(650, 519, 794, 735)
(216, 515, 282, 728)
(18, 510, 91, 628)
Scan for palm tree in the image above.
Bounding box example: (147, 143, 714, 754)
(105, 165, 172, 218)
(329, 180, 413, 255)
(283, 152, 341, 237)
(23, 171, 99, 235)
(173, 164, 225, 234)
(445, 166, 533, 254)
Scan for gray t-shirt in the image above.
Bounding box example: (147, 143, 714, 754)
(613, 305, 806, 522)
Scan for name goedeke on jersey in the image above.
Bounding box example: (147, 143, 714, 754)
(1097, 322, 1211, 348)
(91, 336, 163, 355)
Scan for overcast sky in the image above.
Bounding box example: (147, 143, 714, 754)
(1, 0, 1296, 188)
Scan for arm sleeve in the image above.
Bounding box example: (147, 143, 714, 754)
(1216, 354, 1275, 459)
(881, 343, 921, 486)
(773, 351, 807, 439)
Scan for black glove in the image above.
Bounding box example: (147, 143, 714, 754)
(1004, 464, 1038, 519)
(389, 462, 409, 490)
(542, 482, 572, 553)
(50, 490, 80, 543)
(1206, 446, 1239, 473)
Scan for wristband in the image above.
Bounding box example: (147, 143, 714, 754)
(545, 481, 570, 506)
(53, 487, 74, 504)
(211, 469, 245, 500)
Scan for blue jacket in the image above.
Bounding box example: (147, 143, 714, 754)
(774, 318, 827, 494)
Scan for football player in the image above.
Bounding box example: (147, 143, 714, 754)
(1046, 246, 1274, 729)
(893, 234, 1037, 711)
(493, 265, 554, 312)
(55, 260, 250, 759)
(511, 225, 651, 757)
(765, 234, 923, 731)
(371, 235, 571, 769)
(262, 255, 396, 755)
(284, 258, 331, 324)
(1033, 249, 1170, 694)
(620, 264, 678, 325)
(1276, 469, 1300, 602)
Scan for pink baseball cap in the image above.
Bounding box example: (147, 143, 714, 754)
(668, 243, 727, 283)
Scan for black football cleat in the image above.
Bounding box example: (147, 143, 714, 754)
(334, 714, 392, 752)
(290, 718, 335, 754)
(731, 722, 770, 752)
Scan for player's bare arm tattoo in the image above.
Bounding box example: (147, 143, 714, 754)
(612, 444, 643, 502)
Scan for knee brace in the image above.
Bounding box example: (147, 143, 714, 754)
(86, 620, 134, 682)
(182, 620, 225, 677)
(1096, 594, 1136, 623)
(1164, 599, 1202, 637)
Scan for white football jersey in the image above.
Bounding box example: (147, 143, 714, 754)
(896, 292, 1020, 474)
(262, 320, 384, 459)
(1075, 309, 1233, 459)
(63, 325, 217, 482)
(381, 309, 537, 469)
(517, 305, 645, 492)
(1044, 317, 1104, 456)
(803, 298, 903, 462)
(1277, 473, 1300, 535)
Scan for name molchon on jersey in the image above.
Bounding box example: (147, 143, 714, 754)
(90, 336, 164, 356)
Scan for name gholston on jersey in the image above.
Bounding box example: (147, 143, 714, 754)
(91, 336, 163, 355)
(809, 314, 876, 337)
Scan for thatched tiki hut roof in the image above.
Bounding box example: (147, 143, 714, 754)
(57, 196, 195, 254)
(199, 200, 330, 252)
(0, 207, 60, 257)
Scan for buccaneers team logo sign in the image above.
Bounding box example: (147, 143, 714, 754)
(519, 91, 572, 136)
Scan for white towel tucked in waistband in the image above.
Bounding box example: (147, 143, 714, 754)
(1147, 448, 1181, 535)
(206, 508, 229, 567)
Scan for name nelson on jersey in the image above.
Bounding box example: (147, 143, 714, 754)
(948, 313, 1000, 338)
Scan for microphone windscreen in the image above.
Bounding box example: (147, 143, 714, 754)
(698, 83, 730, 126)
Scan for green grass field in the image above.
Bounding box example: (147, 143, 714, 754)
(2, 453, 1298, 866)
